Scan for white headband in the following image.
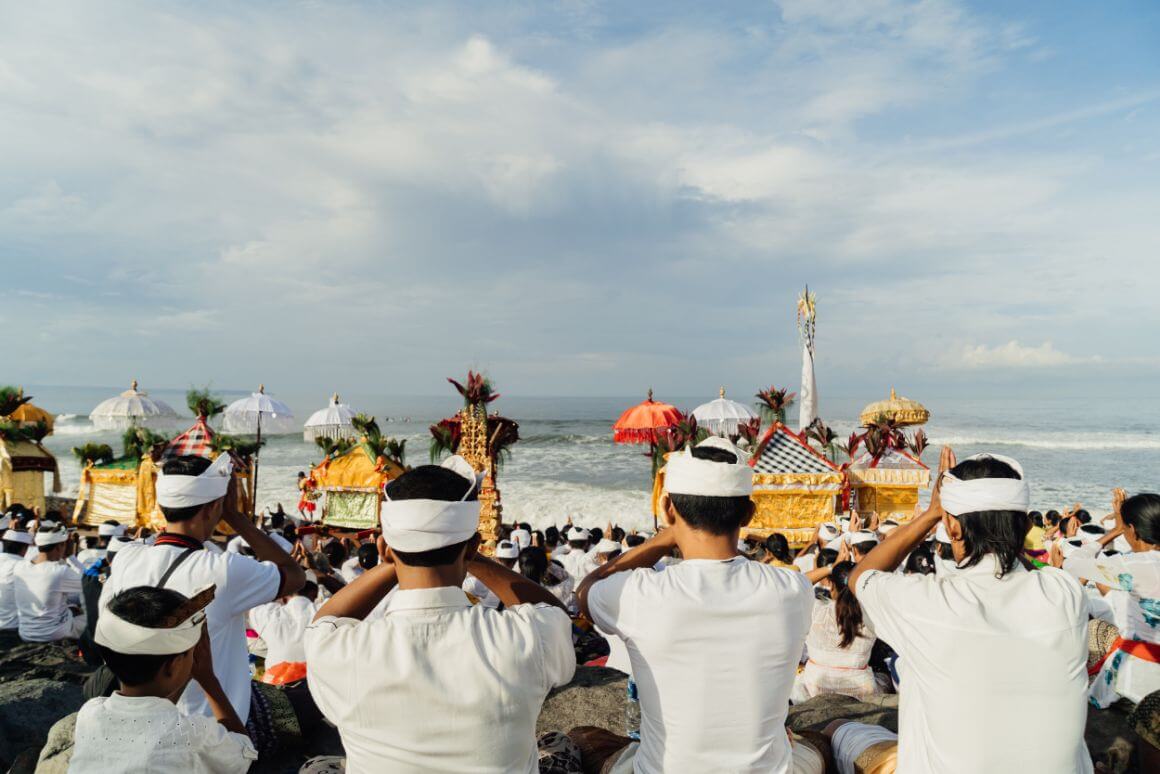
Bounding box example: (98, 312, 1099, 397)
(1059, 538, 1085, 558)
(3, 530, 33, 545)
(380, 456, 480, 552)
(95, 586, 214, 655)
(593, 538, 621, 554)
(495, 541, 519, 559)
(934, 522, 952, 544)
(818, 523, 840, 542)
(106, 536, 132, 554)
(1077, 524, 1106, 544)
(510, 529, 531, 549)
(850, 530, 880, 546)
(0, 517, 9, 531)
(98, 524, 126, 538)
(665, 438, 753, 498)
(156, 454, 233, 509)
(35, 529, 68, 547)
(939, 453, 1030, 516)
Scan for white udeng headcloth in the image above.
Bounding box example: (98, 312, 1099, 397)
(2, 530, 32, 546)
(939, 453, 1030, 516)
(665, 437, 753, 498)
(380, 456, 482, 552)
(156, 454, 233, 509)
(34, 529, 68, 547)
(97, 523, 126, 538)
(95, 586, 214, 655)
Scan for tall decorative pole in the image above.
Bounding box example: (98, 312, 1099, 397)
(456, 400, 500, 547)
(797, 287, 818, 432)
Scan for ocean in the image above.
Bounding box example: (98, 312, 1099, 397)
(27, 385, 1160, 531)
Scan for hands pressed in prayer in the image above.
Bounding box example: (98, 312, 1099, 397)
(835, 539, 851, 565)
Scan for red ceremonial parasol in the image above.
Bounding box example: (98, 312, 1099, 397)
(613, 389, 683, 444)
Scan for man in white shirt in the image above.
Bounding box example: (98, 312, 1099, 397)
(576, 438, 818, 774)
(849, 448, 1093, 774)
(304, 456, 575, 773)
(0, 527, 33, 633)
(13, 527, 84, 642)
(102, 455, 305, 732)
(249, 581, 318, 686)
(77, 522, 125, 568)
(557, 528, 595, 581)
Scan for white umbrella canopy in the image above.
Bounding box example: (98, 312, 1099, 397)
(89, 380, 178, 430)
(692, 388, 759, 436)
(222, 385, 297, 435)
(303, 393, 359, 442)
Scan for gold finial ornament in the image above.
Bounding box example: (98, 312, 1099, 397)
(859, 389, 930, 427)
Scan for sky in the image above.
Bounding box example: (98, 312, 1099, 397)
(2, 0, 1159, 399)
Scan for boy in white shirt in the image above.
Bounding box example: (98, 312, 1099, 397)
(13, 527, 84, 642)
(249, 581, 318, 686)
(70, 584, 256, 773)
(0, 527, 33, 633)
(576, 438, 819, 774)
(304, 457, 575, 773)
(848, 448, 1093, 774)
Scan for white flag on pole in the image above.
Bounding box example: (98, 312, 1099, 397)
(799, 342, 817, 431)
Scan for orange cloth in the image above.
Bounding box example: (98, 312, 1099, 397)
(262, 661, 307, 686)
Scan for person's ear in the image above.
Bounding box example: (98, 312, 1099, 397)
(741, 499, 756, 529)
(661, 494, 678, 528)
(463, 532, 481, 563)
(946, 514, 964, 542)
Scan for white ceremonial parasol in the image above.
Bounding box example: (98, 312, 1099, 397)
(692, 387, 759, 437)
(89, 380, 178, 430)
(303, 393, 358, 442)
(222, 385, 296, 435)
(222, 385, 295, 517)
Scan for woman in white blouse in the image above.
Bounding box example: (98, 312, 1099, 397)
(792, 555, 879, 703)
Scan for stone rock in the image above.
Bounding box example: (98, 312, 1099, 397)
(537, 667, 627, 735)
(0, 636, 95, 687)
(34, 711, 76, 774)
(787, 693, 899, 733)
(0, 679, 83, 771)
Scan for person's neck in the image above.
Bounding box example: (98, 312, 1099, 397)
(117, 682, 179, 704)
(674, 526, 741, 561)
(163, 520, 210, 543)
(394, 564, 466, 591)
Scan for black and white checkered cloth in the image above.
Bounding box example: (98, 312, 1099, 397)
(752, 429, 836, 474)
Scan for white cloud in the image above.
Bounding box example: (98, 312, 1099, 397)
(942, 341, 1100, 370)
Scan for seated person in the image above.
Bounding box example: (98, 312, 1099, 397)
(824, 720, 898, 774)
(249, 581, 319, 686)
(793, 558, 879, 702)
(70, 585, 256, 772)
(13, 527, 84, 642)
(575, 438, 818, 773)
(304, 456, 575, 772)
(0, 526, 34, 634)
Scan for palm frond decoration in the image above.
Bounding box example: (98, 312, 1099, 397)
(210, 433, 264, 459)
(0, 386, 33, 419)
(314, 435, 354, 456)
(383, 437, 407, 467)
(448, 371, 500, 407)
(429, 418, 461, 463)
(187, 387, 227, 419)
(351, 413, 381, 440)
(122, 427, 170, 459)
(487, 416, 520, 471)
(72, 443, 115, 466)
(848, 416, 909, 462)
(0, 420, 40, 443)
(650, 412, 707, 477)
(755, 386, 796, 424)
(907, 428, 929, 459)
(805, 417, 841, 462)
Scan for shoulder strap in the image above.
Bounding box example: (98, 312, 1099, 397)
(157, 547, 198, 589)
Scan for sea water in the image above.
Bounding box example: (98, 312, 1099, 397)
(30, 386, 1160, 532)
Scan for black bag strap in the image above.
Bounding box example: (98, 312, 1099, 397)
(157, 547, 197, 589)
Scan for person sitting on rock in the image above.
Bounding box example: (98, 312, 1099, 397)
(847, 448, 1093, 773)
(248, 581, 318, 686)
(0, 524, 34, 637)
(70, 585, 256, 772)
(303, 457, 576, 773)
(12, 526, 85, 642)
(574, 437, 819, 773)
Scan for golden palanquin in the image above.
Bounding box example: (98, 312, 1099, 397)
(313, 442, 404, 531)
(0, 439, 59, 513)
(74, 456, 160, 527)
(745, 424, 842, 546)
(847, 448, 930, 522)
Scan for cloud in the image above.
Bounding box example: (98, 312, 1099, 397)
(942, 341, 1100, 370)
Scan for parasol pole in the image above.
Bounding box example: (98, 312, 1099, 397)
(251, 387, 263, 520)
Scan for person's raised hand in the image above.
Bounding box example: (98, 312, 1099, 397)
(190, 626, 216, 687)
(376, 535, 393, 565)
(930, 445, 956, 517)
(836, 539, 851, 565)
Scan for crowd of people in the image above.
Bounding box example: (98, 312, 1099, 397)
(0, 438, 1158, 772)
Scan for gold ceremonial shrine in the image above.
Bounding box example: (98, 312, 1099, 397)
(0, 438, 59, 513)
(859, 388, 930, 427)
(846, 448, 931, 522)
(744, 423, 843, 546)
(457, 403, 501, 548)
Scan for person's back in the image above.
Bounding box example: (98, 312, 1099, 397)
(601, 558, 812, 771)
(850, 449, 1092, 774)
(13, 533, 83, 642)
(250, 587, 317, 685)
(0, 552, 24, 631)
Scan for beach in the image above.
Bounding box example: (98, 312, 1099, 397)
(32, 385, 1160, 529)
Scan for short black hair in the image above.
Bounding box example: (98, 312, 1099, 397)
(1074, 509, 1091, 524)
(97, 587, 193, 686)
(544, 526, 560, 545)
(816, 547, 839, 568)
(589, 527, 603, 543)
(904, 543, 936, 575)
(946, 456, 1030, 577)
(298, 581, 319, 601)
(518, 522, 531, 533)
(624, 534, 645, 548)
(357, 543, 379, 570)
(159, 456, 215, 522)
(386, 465, 479, 567)
(269, 512, 285, 529)
(321, 540, 347, 568)
(611, 527, 625, 542)
(2, 540, 27, 555)
(666, 446, 753, 535)
(518, 546, 548, 584)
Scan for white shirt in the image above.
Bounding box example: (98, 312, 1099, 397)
(587, 557, 813, 774)
(305, 586, 575, 774)
(13, 560, 82, 642)
(102, 541, 281, 721)
(557, 548, 596, 583)
(76, 548, 106, 568)
(0, 553, 23, 630)
(339, 557, 364, 584)
(855, 556, 1092, 774)
(69, 693, 256, 774)
(249, 596, 316, 667)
